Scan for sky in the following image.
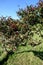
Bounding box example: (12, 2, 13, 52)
(0, 0, 39, 19)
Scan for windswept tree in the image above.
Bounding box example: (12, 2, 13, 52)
(17, 0, 43, 25)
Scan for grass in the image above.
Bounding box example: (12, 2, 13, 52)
(2, 42, 43, 65)
(6, 52, 43, 65)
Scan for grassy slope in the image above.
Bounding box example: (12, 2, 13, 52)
(3, 42, 43, 65)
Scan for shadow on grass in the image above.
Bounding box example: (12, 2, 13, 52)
(15, 50, 43, 60)
(0, 51, 14, 65)
(33, 51, 43, 60)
